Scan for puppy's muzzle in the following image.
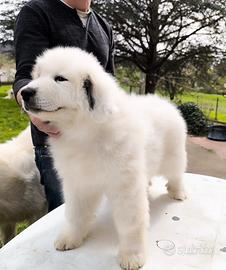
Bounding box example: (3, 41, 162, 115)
(21, 87, 36, 102)
(21, 87, 38, 111)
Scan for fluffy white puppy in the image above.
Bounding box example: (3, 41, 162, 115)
(0, 127, 46, 245)
(21, 47, 187, 270)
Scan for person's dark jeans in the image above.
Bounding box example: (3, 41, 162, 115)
(35, 146, 64, 212)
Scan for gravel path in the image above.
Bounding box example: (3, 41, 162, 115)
(186, 136, 226, 179)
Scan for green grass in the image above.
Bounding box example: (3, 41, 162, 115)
(0, 85, 12, 97)
(16, 222, 29, 234)
(175, 92, 226, 123)
(0, 85, 29, 143)
(122, 85, 226, 123)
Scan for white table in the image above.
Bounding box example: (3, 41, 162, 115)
(1, 173, 226, 270)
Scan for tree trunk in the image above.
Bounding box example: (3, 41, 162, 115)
(145, 72, 158, 94)
(166, 80, 176, 100)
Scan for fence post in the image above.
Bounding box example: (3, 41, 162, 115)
(215, 97, 219, 121)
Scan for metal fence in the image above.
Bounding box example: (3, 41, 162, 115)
(195, 96, 226, 123)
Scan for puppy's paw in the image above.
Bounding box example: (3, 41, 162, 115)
(54, 231, 83, 251)
(118, 250, 146, 270)
(168, 190, 187, 201)
(167, 187, 187, 201)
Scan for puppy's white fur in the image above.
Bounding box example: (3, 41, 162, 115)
(23, 47, 187, 270)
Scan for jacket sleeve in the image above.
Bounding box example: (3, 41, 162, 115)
(105, 26, 115, 76)
(13, 5, 50, 101)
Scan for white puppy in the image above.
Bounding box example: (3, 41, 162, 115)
(21, 47, 187, 270)
(0, 127, 47, 245)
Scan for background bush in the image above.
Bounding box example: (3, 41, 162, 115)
(178, 102, 209, 136)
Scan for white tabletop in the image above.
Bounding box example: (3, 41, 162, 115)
(1, 173, 226, 270)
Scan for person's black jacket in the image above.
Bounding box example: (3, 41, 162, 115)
(13, 0, 115, 146)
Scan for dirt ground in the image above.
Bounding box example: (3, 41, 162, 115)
(186, 136, 226, 179)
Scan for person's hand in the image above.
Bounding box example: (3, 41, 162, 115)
(29, 114, 61, 138)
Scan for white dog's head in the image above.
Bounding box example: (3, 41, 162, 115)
(21, 47, 118, 123)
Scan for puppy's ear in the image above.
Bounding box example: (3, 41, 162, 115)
(82, 76, 118, 122)
(83, 78, 95, 110)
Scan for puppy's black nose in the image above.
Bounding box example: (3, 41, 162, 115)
(21, 88, 36, 102)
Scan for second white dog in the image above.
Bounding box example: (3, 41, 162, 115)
(0, 127, 46, 245)
(21, 47, 187, 270)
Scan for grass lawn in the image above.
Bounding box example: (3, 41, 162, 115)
(121, 85, 226, 123)
(0, 85, 29, 143)
(175, 92, 226, 123)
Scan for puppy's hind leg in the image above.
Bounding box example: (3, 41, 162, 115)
(164, 149, 187, 201)
(55, 183, 102, 251)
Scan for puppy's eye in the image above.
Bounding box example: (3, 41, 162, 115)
(54, 75, 68, 82)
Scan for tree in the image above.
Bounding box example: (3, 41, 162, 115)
(211, 57, 226, 94)
(158, 45, 217, 99)
(93, 0, 226, 94)
(215, 57, 226, 78)
(116, 63, 145, 94)
(0, 0, 26, 44)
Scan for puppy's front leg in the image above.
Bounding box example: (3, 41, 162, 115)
(55, 183, 101, 251)
(107, 174, 149, 270)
